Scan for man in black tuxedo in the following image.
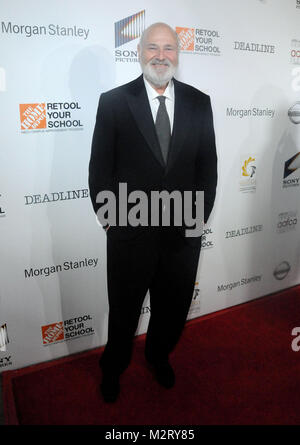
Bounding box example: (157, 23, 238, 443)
(89, 22, 217, 402)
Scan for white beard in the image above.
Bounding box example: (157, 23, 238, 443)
(141, 58, 177, 88)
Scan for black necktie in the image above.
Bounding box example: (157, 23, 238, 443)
(155, 95, 171, 164)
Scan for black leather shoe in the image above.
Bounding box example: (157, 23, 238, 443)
(147, 360, 175, 389)
(100, 374, 120, 403)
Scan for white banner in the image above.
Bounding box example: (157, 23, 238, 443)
(1, 0, 300, 372)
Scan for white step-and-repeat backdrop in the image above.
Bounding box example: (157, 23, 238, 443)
(1, 0, 300, 372)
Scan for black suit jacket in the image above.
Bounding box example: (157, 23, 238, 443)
(89, 75, 217, 244)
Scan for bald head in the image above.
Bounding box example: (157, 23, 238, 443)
(139, 22, 180, 52)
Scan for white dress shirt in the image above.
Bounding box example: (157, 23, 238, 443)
(143, 76, 175, 133)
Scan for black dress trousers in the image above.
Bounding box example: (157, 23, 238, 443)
(99, 227, 201, 375)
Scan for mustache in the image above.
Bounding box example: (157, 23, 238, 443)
(149, 58, 172, 66)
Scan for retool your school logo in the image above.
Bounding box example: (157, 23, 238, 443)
(19, 101, 83, 132)
(41, 315, 94, 345)
(176, 26, 221, 56)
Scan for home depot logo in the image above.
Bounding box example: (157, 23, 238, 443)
(42, 322, 64, 345)
(176, 27, 194, 51)
(20, 103, 46, 130)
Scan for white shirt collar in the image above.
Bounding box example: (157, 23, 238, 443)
(143, 75, 174, 102)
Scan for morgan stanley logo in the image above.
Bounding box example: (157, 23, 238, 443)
(96, 183, 204, 237)
(115, 10, 145, 48)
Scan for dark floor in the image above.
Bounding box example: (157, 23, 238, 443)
(0, 375, 5, 425)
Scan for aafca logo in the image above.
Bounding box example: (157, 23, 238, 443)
(20, 101, 83, 132)
(297, 0, 300, 9)
(41, 314, 94, 345)
(240, 156, 257, 193)
(176, 26, 221, 56)
(277, 211, 298, 234)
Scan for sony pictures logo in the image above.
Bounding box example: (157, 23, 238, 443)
(114, 10, 145, 63)
(0, 323, 12, 369)
(0, 193, 6, 217)
(283, 152, 300, 188)
(0, 323, 9, 352)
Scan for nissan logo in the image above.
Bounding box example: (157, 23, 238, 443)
(288, 102, 300, 124)
(273, 261, 291, 280)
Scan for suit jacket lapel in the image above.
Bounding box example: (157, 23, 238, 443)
(125, 75, 165, 168)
